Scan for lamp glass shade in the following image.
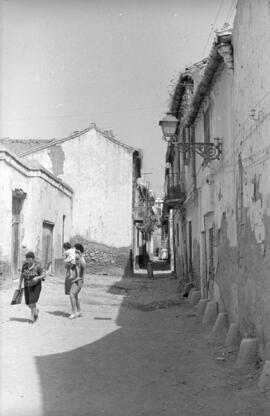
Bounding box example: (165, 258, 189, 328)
(159, 114, 179, 138)
(214, 137, 220, 147)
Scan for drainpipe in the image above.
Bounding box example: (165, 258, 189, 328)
(169, 210, 174, 272)
(191, 124, 197, 193)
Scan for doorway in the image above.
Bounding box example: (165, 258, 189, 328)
(203, 212, 215, 298)
(201, 231, 207, 297)
(42, 221, 54, 271)
(188, 221, 193, 275)
(11, 189, 26, 278)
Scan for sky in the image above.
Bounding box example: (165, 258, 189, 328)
(0, 0, 236, 196)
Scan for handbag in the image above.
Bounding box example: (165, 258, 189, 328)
(11, 288, 23, 305)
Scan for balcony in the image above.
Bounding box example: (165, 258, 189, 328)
(165, 184, 185, 209)
(133, 205, 148, 222)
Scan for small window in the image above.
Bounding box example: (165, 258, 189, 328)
(183, 128, 190, 165)
(203, 106, 211, 165)
(204, 107, 210, 143)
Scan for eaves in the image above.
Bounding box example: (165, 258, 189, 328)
(184, 32, 232, 128)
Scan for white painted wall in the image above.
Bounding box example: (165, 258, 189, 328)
(25, 129, 134, 248)
(0, 150, 73, 276)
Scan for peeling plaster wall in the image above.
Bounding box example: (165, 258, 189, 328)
(25, 129, 134, 248)
(170, 0, 270, 358)
(188, 205, 201, 289)
(173, 211, 185, 280)
(190, 0, 270, 358)
(227, 0, 270, 358)
(184, 64, 235, 301)
(0, 155, 72, 282)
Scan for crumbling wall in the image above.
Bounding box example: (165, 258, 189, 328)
(25, 128, 134, 248)
(70, 235, 132, 277)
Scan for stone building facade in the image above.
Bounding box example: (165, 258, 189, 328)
(132, 178, 155, 269)
(0, 147, 73, 283)
(1, 124, 142, 277)
(163, 0, 270, 358)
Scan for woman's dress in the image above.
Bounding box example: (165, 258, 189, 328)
(21, 261, 43, 305)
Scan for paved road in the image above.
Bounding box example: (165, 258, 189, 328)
(1, 274, 269, 416)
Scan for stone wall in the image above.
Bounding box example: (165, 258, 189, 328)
(0, 149, 73, 283)
(71, 235, 132, 277)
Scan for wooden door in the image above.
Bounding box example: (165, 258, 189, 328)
(42, 222, 54, 269)
(208, 227, 214, 282)
(201, 231, 207, 298)
(188, 221, 193, 274)
(11, 195, 23, 277)
(203, 212, 214, 298)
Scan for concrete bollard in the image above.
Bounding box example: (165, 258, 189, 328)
(197, 299, 209, 320)
(212, 312, 228, 335)
(236, 338, 258, 368)
(225, 323, 241, 348)
(258, 360, 270, 393)
(189, 290, 201, 306)
(182, 283, 193, 297)
(187, 288, 196, 302)
(202, 301, 218, 325)
(147, 261, 154, 279)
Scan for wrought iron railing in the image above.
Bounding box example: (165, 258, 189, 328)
(164, 184, 185, 209)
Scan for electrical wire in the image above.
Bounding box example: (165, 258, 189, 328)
(214, 92, 270, 164)
(224, 0, 237, 23)
(0, 104, 165, 123)
(200, 0, 225, 59)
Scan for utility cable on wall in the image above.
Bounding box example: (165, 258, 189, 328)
(200, 0, 225, 59)
(224, 0, 237, 23)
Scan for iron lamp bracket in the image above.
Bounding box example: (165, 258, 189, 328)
(162, 135, 222, 161)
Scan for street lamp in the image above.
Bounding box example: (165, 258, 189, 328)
(159, 113, 179, 139)
(159, 113, 222, 161)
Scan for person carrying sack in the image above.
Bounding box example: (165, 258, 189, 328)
(18, 251, 46, 324)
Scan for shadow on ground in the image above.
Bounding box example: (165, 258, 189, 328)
(35, 269, 270, 416)
(9, 317, 32, 323)
(46, 311, 70, 318)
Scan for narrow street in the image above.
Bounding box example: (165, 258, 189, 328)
(1, 272, 269, 416)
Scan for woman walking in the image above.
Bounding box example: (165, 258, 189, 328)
(18, 251, 45, 323)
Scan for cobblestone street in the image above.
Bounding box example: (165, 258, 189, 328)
(1, 273, 270, 416)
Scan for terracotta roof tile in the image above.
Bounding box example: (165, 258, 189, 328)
(0, 138, 53, 156)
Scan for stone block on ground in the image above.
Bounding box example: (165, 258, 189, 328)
(225, 323, 241, 348)
(182, 282, 193, 297)
(187, 287, 196, 302)
(258, 360, 270, 392)
(212, 312, 228, 336)
(197, 299, 209, 320)
(236, 338, 258, 368)
(189, 290, 201, 306)
(202, 301, 218, 325)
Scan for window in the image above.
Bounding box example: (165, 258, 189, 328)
(204, 107, 210, 143)
(203, 106, 211, 165)
(188, 221, 192, 273)
(183, 128, 190, 165)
